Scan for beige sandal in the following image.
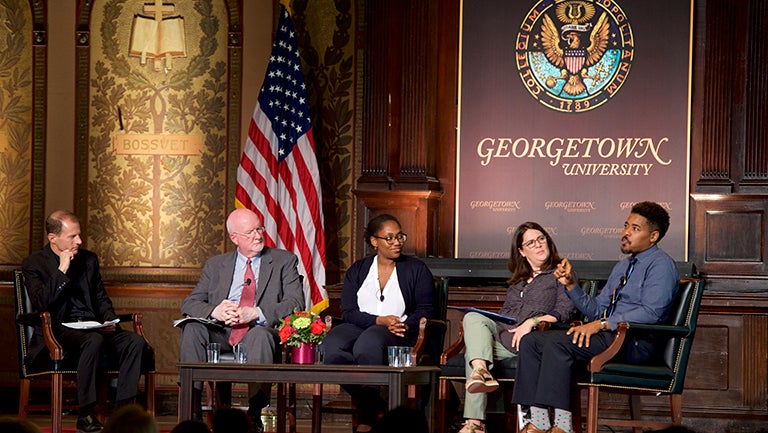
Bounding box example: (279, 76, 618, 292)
(458, 420, 487, 433)
(465, 367, 499, 393)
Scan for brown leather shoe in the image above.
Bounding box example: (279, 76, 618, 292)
(458, 420, 486, 433)
(465, 367, 499, 393)
(519, 423, 547, 433)
(547, 427, 569, 433)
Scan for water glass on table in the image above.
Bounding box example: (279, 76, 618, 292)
(206, 342, 220, 363)
(387, 346, 414, 367)
(233, 343, 247, 364)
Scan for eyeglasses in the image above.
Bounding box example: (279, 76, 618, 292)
(373, 233, 407, 245)
(234, 227, 266, 238)
(522, 235, 547, 249)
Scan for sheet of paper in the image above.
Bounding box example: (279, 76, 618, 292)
(62, 318, 120, 330)
(172, 316, 223, 328)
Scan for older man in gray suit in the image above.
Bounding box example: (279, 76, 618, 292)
(179, 208, 305, 431)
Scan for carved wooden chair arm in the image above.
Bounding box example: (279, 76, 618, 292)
(588, 320, 695, 372)
(40, 312, 64, 361)
(411, 317, 428, 358)
(440, 321, 466, 364)
(588, 322, 629, 372)
(126, 313, 155, 354)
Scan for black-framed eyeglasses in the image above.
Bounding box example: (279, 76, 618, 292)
(522, 235, 547, 249)
(373, 233, 407, 245)
(235, 227, 266, 238)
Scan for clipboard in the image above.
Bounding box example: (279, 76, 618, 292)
(448, 306, 517, 325)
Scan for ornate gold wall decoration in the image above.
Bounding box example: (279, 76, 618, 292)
(290, 0, 356, 280)
(0, 0, 36, 265)
(76, 0, 241, 278)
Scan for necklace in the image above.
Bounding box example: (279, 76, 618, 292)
(377, 261, 396, 301)
(375, 277, 387, 301)
(526, 269, 541, 286)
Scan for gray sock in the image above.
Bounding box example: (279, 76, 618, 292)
(554, 408, 573, 433)
(530, 406, 551, 430)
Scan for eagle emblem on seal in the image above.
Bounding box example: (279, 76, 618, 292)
(541, 1, 610, 96)
(516, 0, 633, 112)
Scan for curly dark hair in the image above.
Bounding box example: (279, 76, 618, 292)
(363, 214, 401, 249)
(631, 201, 670, 241)
(507, 221, 562, 285)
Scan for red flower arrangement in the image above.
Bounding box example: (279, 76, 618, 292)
(277, 310, 328, 348)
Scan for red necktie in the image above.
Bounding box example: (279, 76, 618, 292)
(229, 258, 256, 345)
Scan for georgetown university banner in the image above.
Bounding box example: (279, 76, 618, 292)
(457, 0, 692, 261)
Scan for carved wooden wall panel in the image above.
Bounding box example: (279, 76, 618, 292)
(358, 0, 438, 185)
(685, 323, 729, 392)
(704, 212, 762, 262)
(680, 312, 768, 415)
(696, 0, 768, 193)
(359, 0, 390, 182)
(742, 314, 768, 407)
(677, 314, 750, 416)
(741, 0, 768, 190)
(354, 190, 441, 258)
(398, 0, 429, 180)
(353, 0, 444, 260)
(692, 194, 768, 283)
(698, 0, 740, 189)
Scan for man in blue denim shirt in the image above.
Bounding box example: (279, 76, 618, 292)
(512, 202, 679, 433)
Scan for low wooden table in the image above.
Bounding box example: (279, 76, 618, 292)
(177, 362, 440, 433)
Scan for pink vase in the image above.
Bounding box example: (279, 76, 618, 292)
(291, 342, 316, 364)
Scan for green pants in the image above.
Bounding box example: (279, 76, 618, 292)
(462, 312, 517, 420)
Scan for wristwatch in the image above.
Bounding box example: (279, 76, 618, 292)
(600, 318, 607, 330)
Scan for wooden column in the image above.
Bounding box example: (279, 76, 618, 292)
(353, 0, 449, 259)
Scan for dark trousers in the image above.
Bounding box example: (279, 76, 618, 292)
(322, 323, 415, 425)
(512, 330, 613, 411)
(56, 326, 146, 409)
(178, 321, 277, 405)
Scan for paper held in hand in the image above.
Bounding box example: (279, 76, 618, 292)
(62, 318, 120, 330)
(173, 316, 224, 328)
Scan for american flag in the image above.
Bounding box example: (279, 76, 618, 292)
(235, 5, 327, 312)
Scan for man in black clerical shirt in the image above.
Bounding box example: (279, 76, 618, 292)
(22, 210, 146, 433)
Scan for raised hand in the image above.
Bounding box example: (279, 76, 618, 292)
(554, 258, 577, 290)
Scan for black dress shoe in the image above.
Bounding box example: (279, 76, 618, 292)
(248, 413, 264, 433)
(76, 414, 104, 433)
(247, 392, 268, 433)
(247, 403, 265, 433)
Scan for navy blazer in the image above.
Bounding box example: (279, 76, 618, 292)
(340, 254, 435, 332)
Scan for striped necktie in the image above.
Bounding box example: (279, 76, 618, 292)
(229, 258, 256, 345)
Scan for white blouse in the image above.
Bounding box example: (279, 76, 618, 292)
(356, 256, 408, 321)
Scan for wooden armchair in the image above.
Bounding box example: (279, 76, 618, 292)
(13, 270, 156, 433)
(574, 278, 705, 433)
(436, 279, 601, 433)
(285, 276, 449, 433)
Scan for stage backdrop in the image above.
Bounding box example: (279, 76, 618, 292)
(457, 0, 691, 261)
